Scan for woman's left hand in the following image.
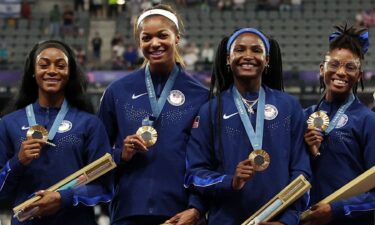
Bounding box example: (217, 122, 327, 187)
(300, 203, 332, 225)
(258, 222, 285, 225)
(164, 208, 200, 225)
(24, 190, 62, 218)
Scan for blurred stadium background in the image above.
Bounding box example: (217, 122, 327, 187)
(1, 0, 375, 224)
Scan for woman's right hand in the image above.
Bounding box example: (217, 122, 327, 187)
(121, 134, 148, 162)
(18, 139, 45, 166)
(304, 128, 324, 157)
(232, 159, 255, 191)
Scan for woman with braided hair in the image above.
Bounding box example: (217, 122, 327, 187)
(184, 28, 311, 225)
(302, 24, 375, 225)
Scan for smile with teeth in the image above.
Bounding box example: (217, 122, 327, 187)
(44, 78, 61, 84)
(150, 50, 165, 56)
(332, 78, 348, 86)
(239, 62, 257, 69)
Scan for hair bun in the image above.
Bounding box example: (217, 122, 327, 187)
(329, 24, 369, 54)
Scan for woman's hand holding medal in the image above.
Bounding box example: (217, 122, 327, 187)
(305, 111, 329, 157)
(232, 159, 255, 191)
(304, 128, 324, 157)
(18, 139, 46, 166)
(121, 135, 148, 162)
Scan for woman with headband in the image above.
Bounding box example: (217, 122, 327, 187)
(98, 4, 208, 225)
(302, 24, 375, 225)
(0, 40, 113, 225)
(184, 28, 311, 225)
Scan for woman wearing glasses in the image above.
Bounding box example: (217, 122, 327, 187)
(302, 24, 375, 225)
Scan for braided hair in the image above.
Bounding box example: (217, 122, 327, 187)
(208, 29, 284, 168)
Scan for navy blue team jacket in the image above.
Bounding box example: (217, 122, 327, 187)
(98, 65, 208, 223)
(0, 103, 113, 225)
(185, 86, 311, 225)
(305, 98, 375, 225)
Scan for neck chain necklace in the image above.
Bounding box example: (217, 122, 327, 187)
(242, 98, 259, 114)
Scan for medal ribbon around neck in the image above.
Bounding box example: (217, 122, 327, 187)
(232, 86, 266, 150)
(26, 99, 69, 141)
(324, 93, 354, 134)
(145, 63, 179, 119)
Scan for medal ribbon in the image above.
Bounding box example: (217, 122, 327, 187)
(145, 63, 179, 119)
(325, 93, 355, 134)
(232, 86, 266, 150)
(26, 99, 69, 140)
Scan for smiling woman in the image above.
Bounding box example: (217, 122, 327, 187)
(35, 48, 69, 91)
(227, 31, 270, 93)
(2, 40, 93, 114)
(184, 28, 311, 225)
(302, 24, 375, 225)
(98, 3, 208, 225)
(0, 40, 113, 225)
(321, 49, 362, 101)
(138, 15, 180, 73)
(35, 47, 70, 105)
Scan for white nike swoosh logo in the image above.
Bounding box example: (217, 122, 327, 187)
(132, 93, 148, 99)
(21, 126, 30, 130)
(223, 112, 239, 119)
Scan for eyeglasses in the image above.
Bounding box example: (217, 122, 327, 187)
(323, 59, 360, 75)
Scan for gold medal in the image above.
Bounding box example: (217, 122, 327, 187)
(27, 125, 48, 142)
(136, 125, 158, 147)
(307, 111, 330, 131)
(26, 125, 56, 147)
(249, 149, 270, 171)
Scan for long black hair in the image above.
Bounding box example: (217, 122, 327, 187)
(320, 23, 368, 94)
(1, 40, 93, 116)
(208, 29, 284, 168)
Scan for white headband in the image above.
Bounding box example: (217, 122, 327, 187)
(137, 9, 179, 30)
(36, 52, 69, 65)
